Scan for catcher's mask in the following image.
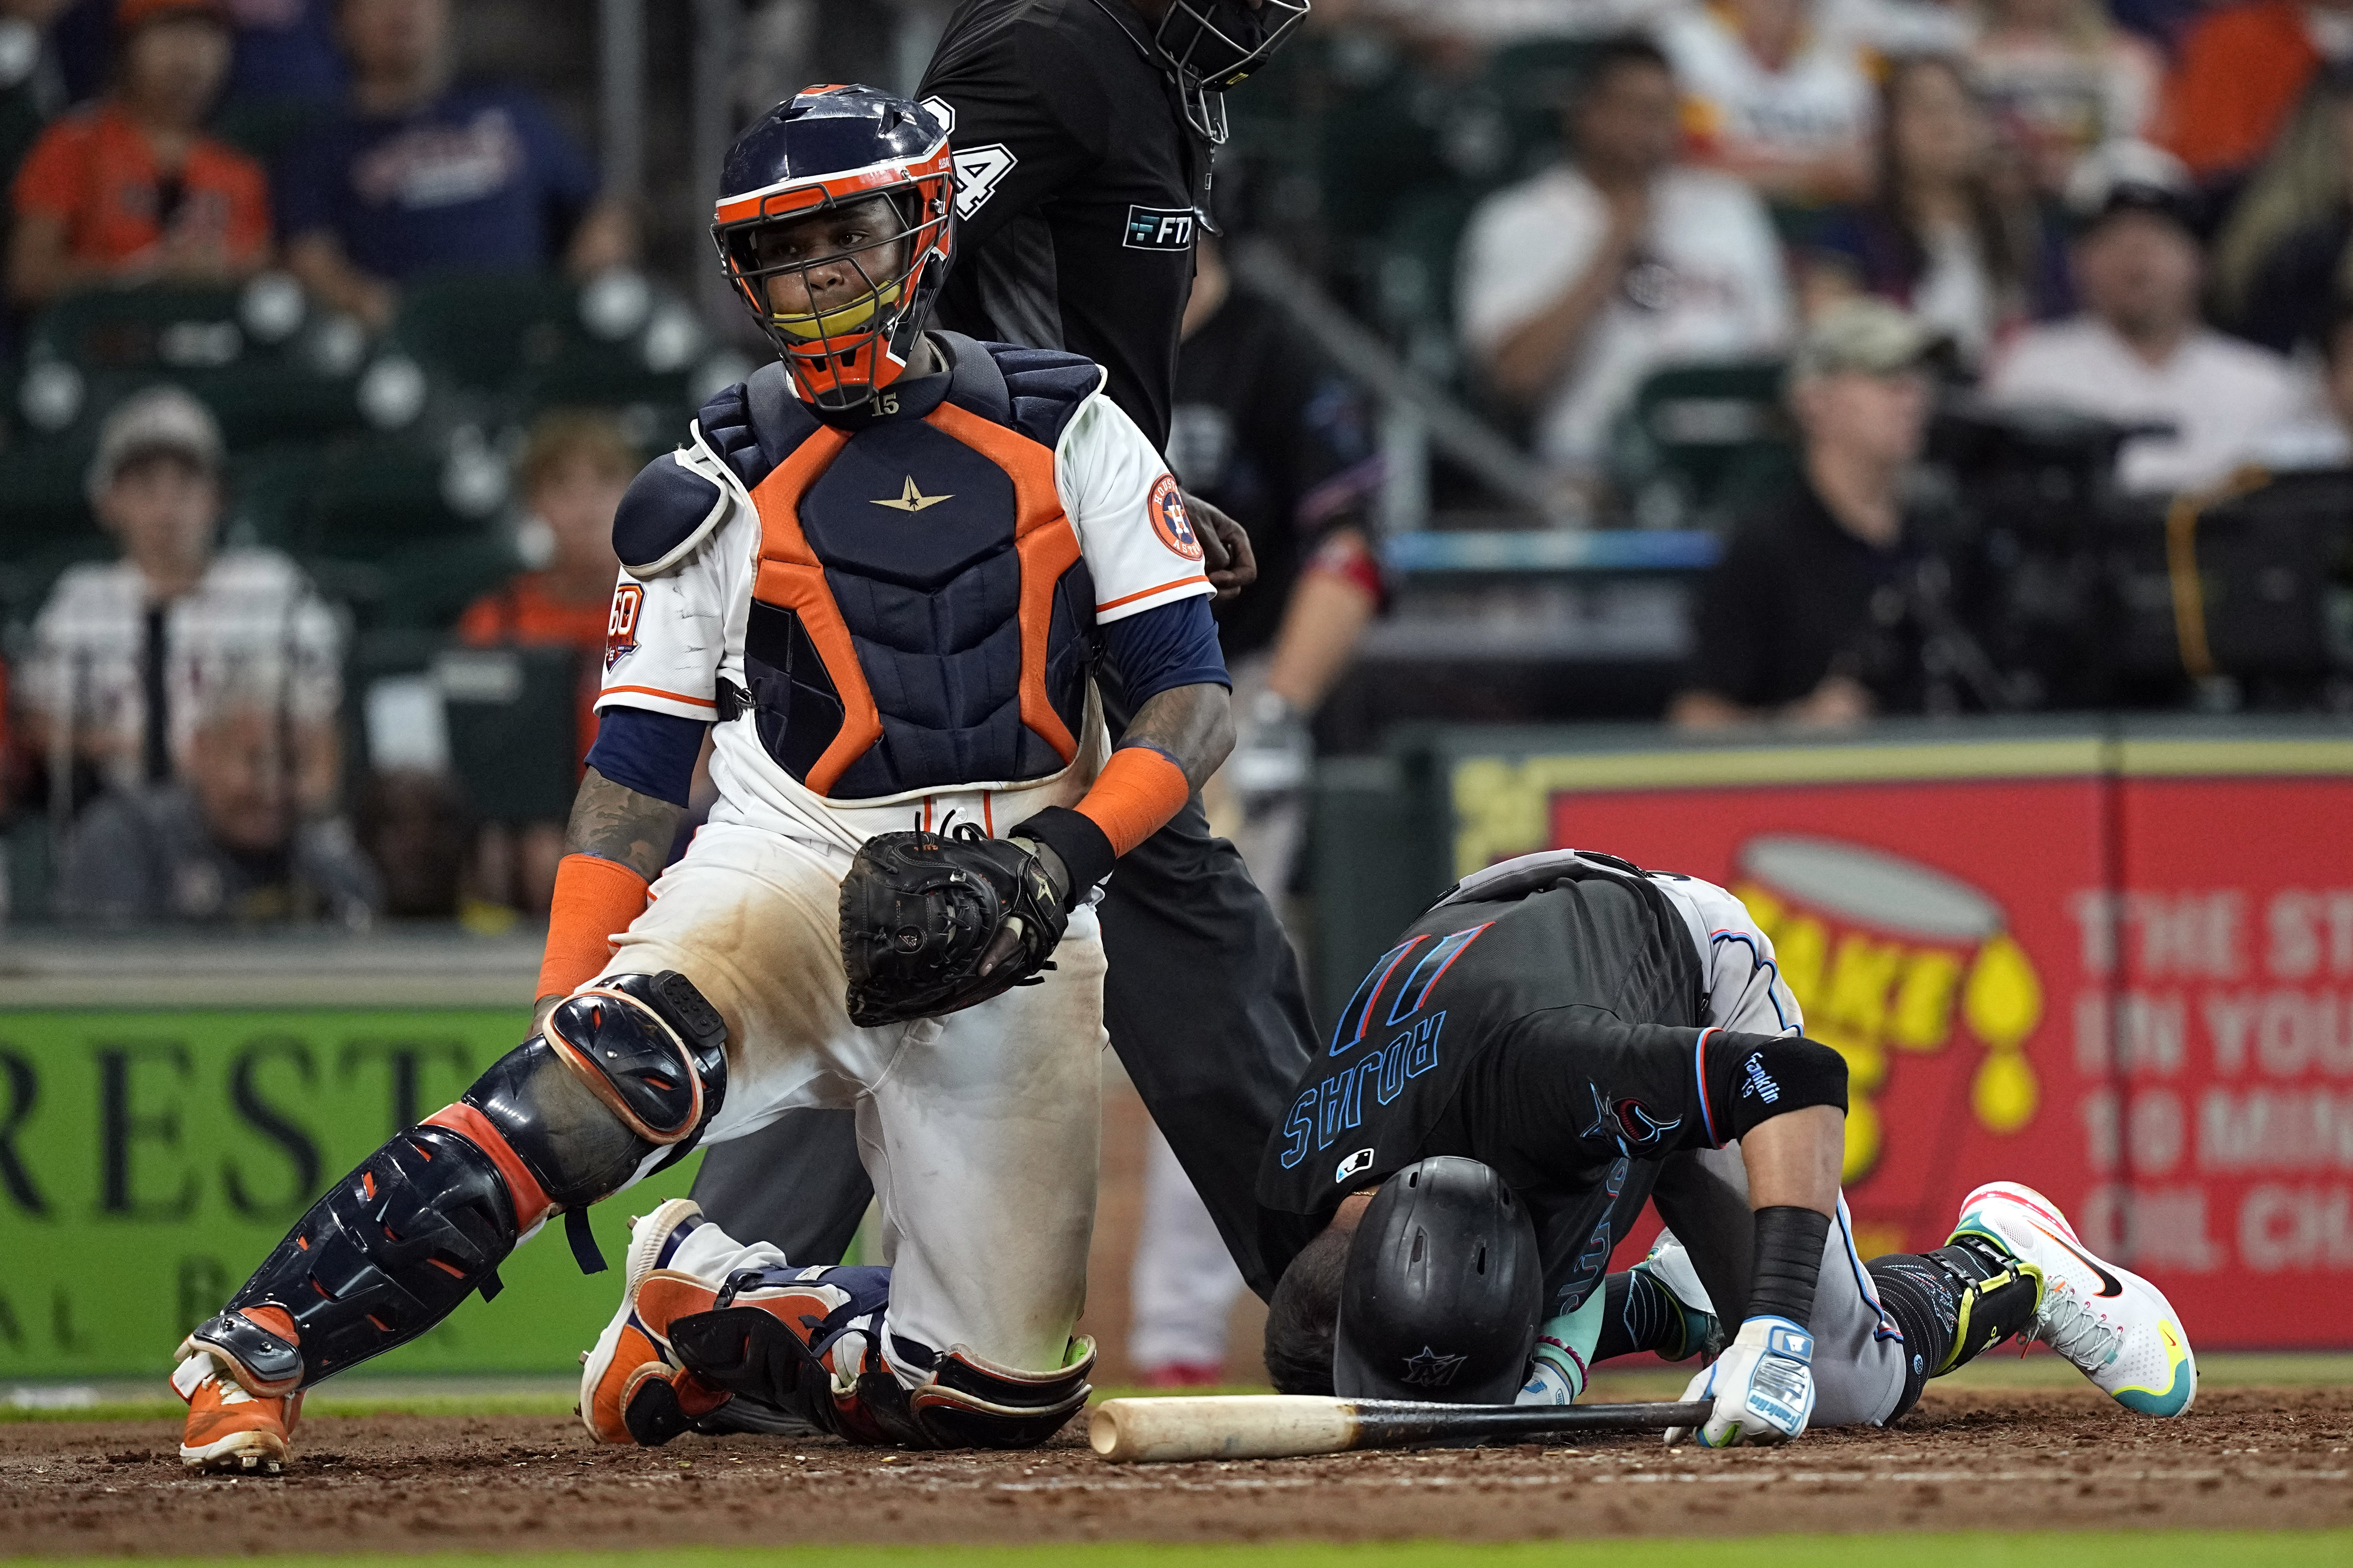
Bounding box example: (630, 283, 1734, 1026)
(1120, 0, 1311, 144)
(1333, 1157, 1543, 1405)
(712, 84, 955, 412)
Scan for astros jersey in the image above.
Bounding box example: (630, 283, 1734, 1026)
(597, 332, 1212, 855)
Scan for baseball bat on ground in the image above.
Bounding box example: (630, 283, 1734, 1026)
(1087, 1396, 1715, 1464)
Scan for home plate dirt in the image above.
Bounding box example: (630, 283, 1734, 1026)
(5, 1388, 2351, 1556)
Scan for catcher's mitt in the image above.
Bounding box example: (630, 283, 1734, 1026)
(839, 823, 1068, 1028)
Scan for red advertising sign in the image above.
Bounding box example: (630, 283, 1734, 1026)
(1446, 730, 2353, 1349)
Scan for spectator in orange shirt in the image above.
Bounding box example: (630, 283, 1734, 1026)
(6, 0, 268, 307)
(455, 407, 636, 913)
(2154, 0, 2353, 182)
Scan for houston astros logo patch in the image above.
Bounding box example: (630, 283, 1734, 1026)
(605, 583, 643, 669)
(1148, 474, 1202, 561)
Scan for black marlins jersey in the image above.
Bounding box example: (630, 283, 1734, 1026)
(919, 0, 1211, 452)
(1255, 862, 1786, 1313)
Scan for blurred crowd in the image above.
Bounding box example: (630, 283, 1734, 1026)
(6, 0, 2353, 930)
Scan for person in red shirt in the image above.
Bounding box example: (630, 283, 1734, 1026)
(6, 0, 269, 306)
(2154, 0, 2353, 182)
(456, 407, 638, 913)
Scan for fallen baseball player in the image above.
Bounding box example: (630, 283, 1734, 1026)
(1250, 848, 2197, 1445)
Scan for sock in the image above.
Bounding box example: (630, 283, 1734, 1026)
(1866, 1236, 2038, 1420)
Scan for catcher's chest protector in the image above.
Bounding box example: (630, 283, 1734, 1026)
(704, 335, 1101, 800)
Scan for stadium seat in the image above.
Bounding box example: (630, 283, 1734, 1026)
(1608, 359, 1800, 531)
(19, 282, 368, 449)
(287, 435, 519, 630)
(384, 271, 696, 422)
(0, 440, 106, 632)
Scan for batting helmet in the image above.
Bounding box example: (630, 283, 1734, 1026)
(1332, 1157, 1543, 1405)
(712, 85, 955, 411)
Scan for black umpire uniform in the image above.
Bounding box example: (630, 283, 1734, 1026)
(690, 0, 1320, 1298)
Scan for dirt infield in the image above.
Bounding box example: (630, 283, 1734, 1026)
(4, 1386, 2350, 1557)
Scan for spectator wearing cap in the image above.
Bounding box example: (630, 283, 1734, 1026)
(18, 387, 343, 810)
(1658, 0, 1877, 207)
(2153, 0, 2353, 184)
(275, 0, 636, 334)
(6, 0, 268, 307)
(1670, 300, 1943, 730)
(59, 679, 380, 926)
(455, 407, 637, 915)
(1805, 54, 2071, 366)
(1459, 33, 1793, 485)
(1985, 142, 2309, 493)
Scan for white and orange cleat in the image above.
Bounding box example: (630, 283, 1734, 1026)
(1949, 1180, 2196, 1417)
(173, 1350, 302, 1473)
(578, 1198, 724, 1445)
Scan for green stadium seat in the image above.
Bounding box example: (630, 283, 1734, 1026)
(1608, 359, 1800, 530)
(21, 283, 367, 449)
(0, 440, 106, 630)
(386, 271, 695, 421)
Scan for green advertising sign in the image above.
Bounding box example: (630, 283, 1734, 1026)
(0, 1009, 704, 1381)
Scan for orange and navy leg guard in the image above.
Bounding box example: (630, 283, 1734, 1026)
(656, 1257, 1095, 1451)
(186, 972, 727, 1395)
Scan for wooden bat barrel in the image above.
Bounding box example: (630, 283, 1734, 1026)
(1088, 1396, 1717, 1464)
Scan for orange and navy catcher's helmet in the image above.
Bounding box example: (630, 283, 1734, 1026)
(712, 86, 954, 411)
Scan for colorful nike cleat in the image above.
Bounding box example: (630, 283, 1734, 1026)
(578, 1199, 724, 1445)
(174, 1350, 302, 1473)
(1950, 1180, 2196, 1417)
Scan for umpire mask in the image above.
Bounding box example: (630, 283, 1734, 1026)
(1140, 0, 1310, 143)
(1332, 1157, 1543, 1405)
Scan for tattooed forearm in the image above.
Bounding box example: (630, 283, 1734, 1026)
(564, 766, 688, 883)
(1122, 681, 1235, 794)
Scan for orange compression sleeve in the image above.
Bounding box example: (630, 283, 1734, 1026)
(1075, 744, 1193, 859)
(537, 853, 652, 1001)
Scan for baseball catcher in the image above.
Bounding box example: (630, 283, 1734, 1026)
(171, 84, 1236, 1470)
(1257, 850, 2197, 1444)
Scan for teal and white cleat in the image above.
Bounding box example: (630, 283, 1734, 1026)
(1950, 1180, 2196, 1417)
(1631, 1230, 1722, 1363)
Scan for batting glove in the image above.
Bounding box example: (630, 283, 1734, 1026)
(1667, 1315, 1815, 1448)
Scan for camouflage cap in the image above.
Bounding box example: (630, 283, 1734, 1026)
(1788, 299, 1943, 383)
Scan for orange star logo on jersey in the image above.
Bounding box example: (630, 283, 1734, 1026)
(873, 476, 953, 513)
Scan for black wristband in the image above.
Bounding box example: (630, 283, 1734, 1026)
(1748, 1206, 1831, 1332)
(1009, 805, 1115, 912)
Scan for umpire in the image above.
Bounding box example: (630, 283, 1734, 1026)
(689, 0, 1322, 1300)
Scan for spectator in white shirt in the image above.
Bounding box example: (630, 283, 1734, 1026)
(1660, 0, 1877, 204)
(1459, 33, 1795, 483)
(19, 386, 343, 810)
(1985, 141, 2310, 493)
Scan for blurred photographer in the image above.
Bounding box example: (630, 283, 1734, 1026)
(1670, 300, 1942, 730)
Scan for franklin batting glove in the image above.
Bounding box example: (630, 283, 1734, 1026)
(1667, 1315, 1816, 1448)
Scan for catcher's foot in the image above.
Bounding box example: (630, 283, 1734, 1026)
(174, 1352, 301, 1474)
(1950, 1180, 2196, 1416)
(579, 1199, 722, 1445)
